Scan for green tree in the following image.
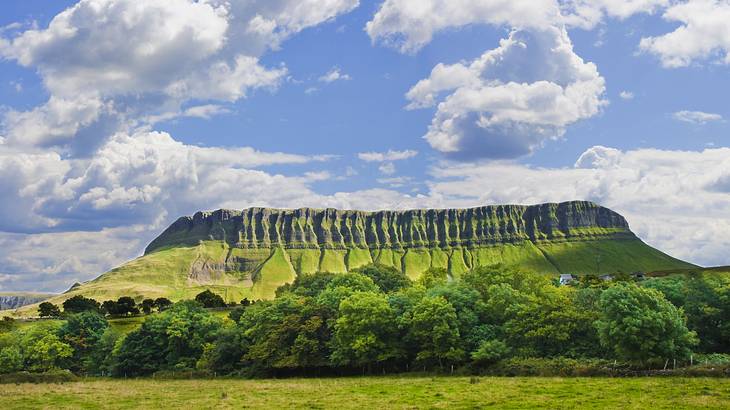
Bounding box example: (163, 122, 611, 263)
(63, 295, 100, 314)
(316, 272, 380, 312)
(596, 284, 697, 362)
(38, 302, 62, 318)
(471, 339, 510, 366)
(58, 311, 109, 373)
(117, 297, 139, 315)
(418, 267, 448, 289)
(407, 295, 464, 368)
(0, 345, 23, 373)
(112, 301, 223, 376)
(26, 333, 73, 372)
(0, 316, 16, 332)
(154, 298, 173, 311)
(237, 294, 333, 371)
(332, 292, 402, 370)
(354, 264, 412, 293)
(195, 290, 227, 308)
(141, 299, 155, 315)
(85, 328, 121, 376)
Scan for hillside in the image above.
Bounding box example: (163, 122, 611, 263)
(9, 201, 695, 315)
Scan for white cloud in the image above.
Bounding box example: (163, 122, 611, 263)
(406, 27, 606, 160)
(366, 0, 560, 53)
(561, 0, 669, 29)
(358, 149, 418, 162)
(0, 131, 336, 233)
(639, 0, 730, 68)
(182, 104, 231, 120)
(318, 67, 351, 83)
(672, 110, 724, 124)
(0, 0, 358, 150)
(378, 163, 396, 175)
(619, 90, 634, 100)
(377, 176, 413, 188)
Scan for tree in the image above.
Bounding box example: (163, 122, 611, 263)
(418, 268, 448, 289)
(112, 301, 223, 376)
(101, 300, 120, 316)
(596, 283, 697, 362)
(141, 299, 155, 315)
(237, 294, 333, 371)
(316, 272, 380, 311)
(38, 302, 62, 318)
(58, 311, 109, 372)
(117, 297, 140, 315)
(354, 264, 412, 293)
(471, 339, 510, 366)
(63, 295, 100, 314)
(240, 298, 251, 307)
(26, 333, 73, 372)
(86, 328, 121, 376)
(195, 290, 226, 308)
(406, 295, 464, 368)
(331, 292, 402, 370)
(0, 316, 16, 332)
(0, 345, 23, 373)
(154, 298, 173, 311)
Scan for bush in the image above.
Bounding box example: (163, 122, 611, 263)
(195, 290, 226, 308)
(0, 369, 77, 384)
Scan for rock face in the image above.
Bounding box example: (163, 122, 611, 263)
(146, 201, 632, 254)
(0, 294, 51, 310)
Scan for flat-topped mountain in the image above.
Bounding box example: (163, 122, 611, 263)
(10, 201, 695, 315)
(146, 201, 631, 254)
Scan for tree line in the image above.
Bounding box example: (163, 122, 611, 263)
(1, 264, 728, 377)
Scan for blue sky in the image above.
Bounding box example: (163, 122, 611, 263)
(1, 0, 730, 292)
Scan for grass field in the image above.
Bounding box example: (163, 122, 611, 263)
(0, 376, 728, 409)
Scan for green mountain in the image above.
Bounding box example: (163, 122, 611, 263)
(9, 201, 695, 315)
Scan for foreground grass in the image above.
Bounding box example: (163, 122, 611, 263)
(1, 376, 728, 409)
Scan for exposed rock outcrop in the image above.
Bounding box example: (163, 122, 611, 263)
(146, 201, 631, 254)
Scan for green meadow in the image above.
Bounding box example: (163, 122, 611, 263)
(1, 376, 728, 409)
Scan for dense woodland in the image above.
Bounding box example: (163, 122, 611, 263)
(1, 264, 728, 377)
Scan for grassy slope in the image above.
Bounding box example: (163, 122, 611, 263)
(9, 236, 695, 317)
(0, 377, 727, 409)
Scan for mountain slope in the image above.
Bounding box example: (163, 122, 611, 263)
(10, 201, 695, 315)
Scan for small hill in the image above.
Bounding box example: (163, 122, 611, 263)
(12, 201, 695, 316)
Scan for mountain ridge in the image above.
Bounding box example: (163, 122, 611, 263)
(146, 200, 633, 254)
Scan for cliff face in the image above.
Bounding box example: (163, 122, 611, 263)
(0, 294, 51, 310)
(146, 201, 632, 254)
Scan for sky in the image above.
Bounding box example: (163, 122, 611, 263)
(1, 0, 730, 292)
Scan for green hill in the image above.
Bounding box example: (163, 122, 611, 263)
(8, 201, 695, 315)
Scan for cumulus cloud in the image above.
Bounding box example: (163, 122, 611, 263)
(405, 27, 606, 160)
(639, 0, 730, 68)
(0, 0, 358, 150)
(561, 0, 669, 29)
(318, 67, 351, 83)
(357, 149, 418, 162)
(366, 0, 560, 53)
(0, 131, 335, 233)
(672, 110, 724, 124)
(619, 91, 634, 100)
